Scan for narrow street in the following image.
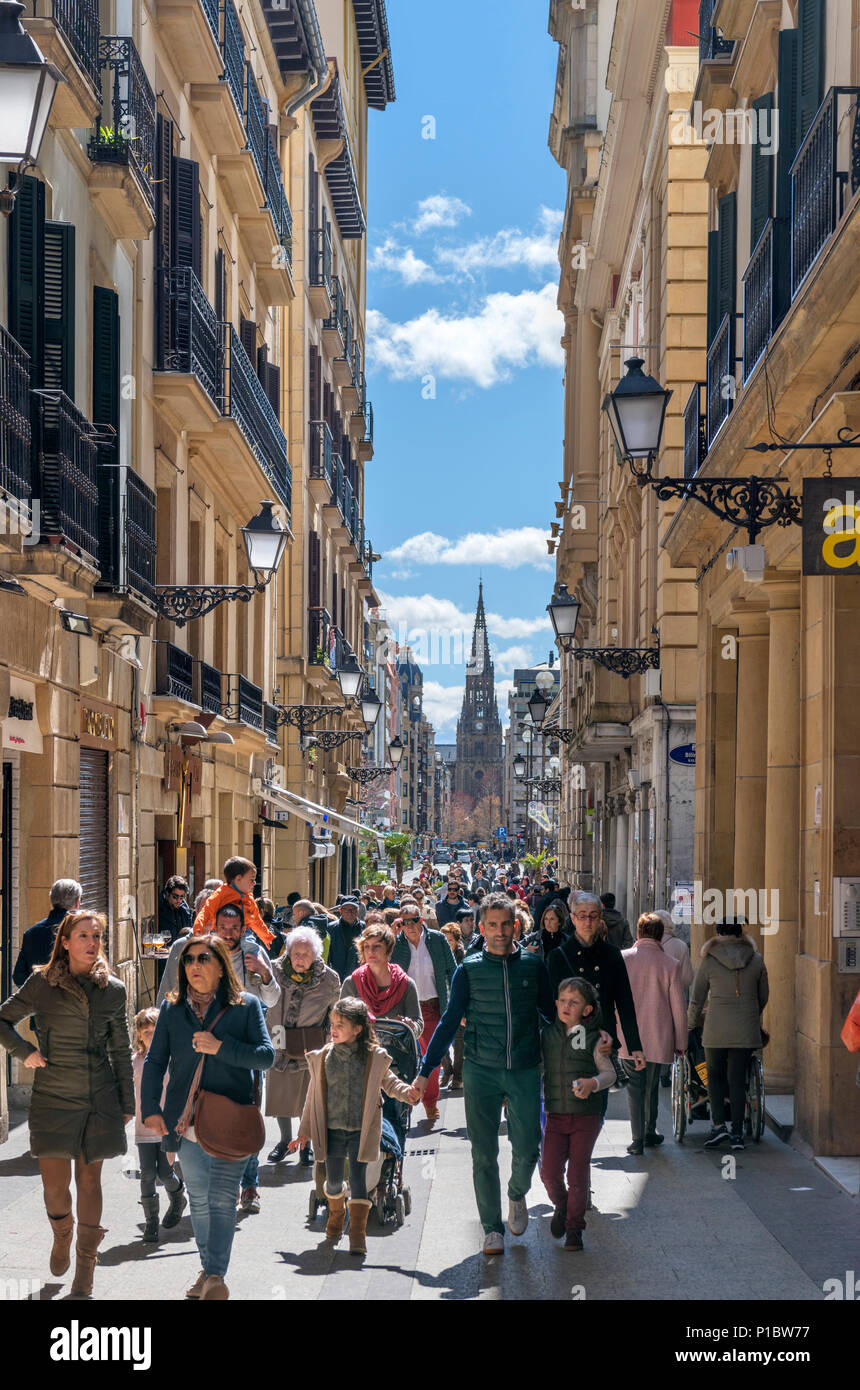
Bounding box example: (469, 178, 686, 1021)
(1, 1089, 855, 1302)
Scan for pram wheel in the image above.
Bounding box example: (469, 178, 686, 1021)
(394, 1194, 405, 1227)
(402, 1187, 412, 1216)
(375, 1192, 387, 1226)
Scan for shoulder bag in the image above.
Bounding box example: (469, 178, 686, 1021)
(176, 1008, 265, 1161)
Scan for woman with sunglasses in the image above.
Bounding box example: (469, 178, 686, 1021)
(141, 933, 274, 1301)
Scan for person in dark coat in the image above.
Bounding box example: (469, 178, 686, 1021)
(600, 892, 633, 951)
(327, 898, 362, 981)
(158, 876, 193, 944)
(436, 880, 468, 929)
(0, 909, 134, 1298)
(531, 880, 570, 932)
(12, 878, 82, 988)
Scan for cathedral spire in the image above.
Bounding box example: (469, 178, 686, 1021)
(469, 581, 492, 672)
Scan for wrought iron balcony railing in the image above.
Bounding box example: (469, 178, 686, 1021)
(200, 0, 219, 42)
(88, 36, 157, 210)
(698, 0, 733, 61)
(222, 325, 291, 513)
(245, 63, 267, 185)
(264, 130, 292, 267)
(333, 451, 346, 517)
(309, 225, 332, 291)
(196, 659, 223, 715)
(706, 313, 734, 449)
(362, 400, 373, 446)
(683, 382, 706, 479)
(352, 340, 362, 392)
(340, 308, 354, 370)
(225, 673, 263, 729)
(790, 86, 860, 298)
(0, 326, 32, 505)
(155, 641, 194, 704)
(32, 388, 100, 562)
(50, 0, 100, 91)
(221, 0, 245, 117)
(329, 624, 346, 679)
(742, 218, 774, 382)
(155, 266, 223, 408)
(323, 274, 344, 342)
(308, 605, 332, 668)
(309, 419, 334, 489)
(263, 701, 279, 744)
(97, 459, 156, 603)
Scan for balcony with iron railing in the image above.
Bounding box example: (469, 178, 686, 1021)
(88, 36, 157, 239)
(264, 701, 280, 745)
(152, 0, 221, 85)
(94, 453, 157, 611)
(790, 87, 860, 300)
(195, 659, 223, 715)
(683, 382, 706, 479)
(742, 218, 774, 383)
(334, 309, 354, 390)
(309, 420, 334, 496)
(308, 605, 333, 672)
(220, 325, 292, 514)
(698, 0, 733, 61)
(706, 312, 734, 449)
(256, 129, 294, 305)
(154, 266, 224, 431)
(154, 641, 195, 706)
(24, 0, 101, 128)
(224, 673, 264, 731)
(0, 327, 32, 514)
(32, 388, 100, 567)
(189, 0, 246, 155)
(356, 398, 373, 461)
(322, 275, 345, 356)
(308, 226, 333, 317)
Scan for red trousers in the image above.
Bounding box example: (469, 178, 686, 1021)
(419, 998, 441, 1110)
(540, 1112, 602, 1232)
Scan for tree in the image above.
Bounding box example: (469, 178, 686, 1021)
(384, 831, 414, 884)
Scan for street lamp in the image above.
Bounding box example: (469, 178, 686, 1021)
(241, 499, 290, 576)
(602, 356, 672, 468)
(547, 583, 581, 643)
(360, 686, 382, 731)
(513, 754, 526, 778)
(156, 500, 289, 626)
(336, 646, 363, 701)
(388, 735, 405, 767)
(0, 1, 63, 215)
(527, 687, 549, 727)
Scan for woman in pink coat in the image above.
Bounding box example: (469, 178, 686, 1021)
(615, 914, 687, 1155)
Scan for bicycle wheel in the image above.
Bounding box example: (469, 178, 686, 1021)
(671, 1055, 687, 1142)
(748, 1056, 765, 1141)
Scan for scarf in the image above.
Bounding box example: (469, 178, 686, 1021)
(350, 961, 410, 1020)
(187, 983, 216, 1023)
(282, 957, 326, 1029)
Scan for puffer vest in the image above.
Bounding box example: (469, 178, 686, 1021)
(462, 944, 543, 1070)
(541, 1017, 603, 1116)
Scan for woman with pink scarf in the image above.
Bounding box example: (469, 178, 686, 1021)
(339, 923, 422, 1038)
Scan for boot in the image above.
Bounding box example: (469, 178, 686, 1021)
(348, 1198, 371, 1256)
(314, 1161, 327, 1203)
(161, 1180, 187, 1230)
(47, 1211, 74, 1277)
(140, 1195, 160, 1244)
(70, 1223, 107, 1299)
(325, 1186, 347, 1242)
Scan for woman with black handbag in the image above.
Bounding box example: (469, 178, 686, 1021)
(264, 926, 340, 1165)
(141, 933, 274, 1301)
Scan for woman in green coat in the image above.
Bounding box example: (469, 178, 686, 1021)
(0, 910, 134, 1297)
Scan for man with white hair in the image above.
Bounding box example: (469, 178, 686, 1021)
(13, 879, 82, 987)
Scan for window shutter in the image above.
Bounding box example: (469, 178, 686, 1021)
(717, 191, 737, 330)
(156, 114, 173, 266)
(706, 227, 720, 346)
(798, 0, 824, 142)
(44, 223, 75, 398)
(309, 154, 318, 230)
(332, 569, 338, 626)
(776, 28, 800, 220)
(171, 156, 201, 279)
(214, 247, 225, 321)
(749, 93, 774, 250)
(240, 315, 257, 362)
(8, 174, 45, 385)
(261, 362, 280, 418)
(308, 528, 320, 609)
(309, 344, 321, 419)
(92, 287, 120, 587)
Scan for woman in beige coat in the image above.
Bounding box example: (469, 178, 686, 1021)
(265, 926, 340, 1165)
(292, 997, 418, 1255)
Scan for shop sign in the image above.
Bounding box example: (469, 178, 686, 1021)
(187, 751, 202, 798)
(80, 699, 115, 748)
(802, 478, 860, 575)
(163, 745, 184, 791)
(3, 677, 43, 754)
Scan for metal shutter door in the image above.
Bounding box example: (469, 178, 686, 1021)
(79, 748, 109, 916)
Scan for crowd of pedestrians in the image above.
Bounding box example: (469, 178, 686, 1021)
(0, 847, 797, 1296)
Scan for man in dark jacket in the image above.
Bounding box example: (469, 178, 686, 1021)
(436, 879, 468, 929)
(548, 892, 645, 1114)
(158, 876, 193, 943)
(327, 898, 362, 981)
(12, 878, 82, 988)
(392, 904, 457, 1123)
(415, 893, 554, 1256)
(600, 892, 633, 950)
(457, 906, 483, 956)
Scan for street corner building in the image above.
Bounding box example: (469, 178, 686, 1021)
(0, 0, 396, 1140)
(546, 0, 860, 1159)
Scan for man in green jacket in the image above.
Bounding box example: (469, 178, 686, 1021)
(414, 893, 554, 1256)
(392, 904, 457, 1124)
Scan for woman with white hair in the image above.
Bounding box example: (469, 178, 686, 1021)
(265, 926, 340, 1165)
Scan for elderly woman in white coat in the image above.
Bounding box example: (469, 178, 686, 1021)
(264, 926, 340, 1166)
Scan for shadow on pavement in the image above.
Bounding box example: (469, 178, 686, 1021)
(0, 1152, 40, 1177)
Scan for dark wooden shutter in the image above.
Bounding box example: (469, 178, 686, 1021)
(706, 227, 720, 345)
(308, 528, 320, 608)
(156, 114, 173, 266)
(798, 0, 824, 142)
(92, 287, 120, 587)
(717, 192, 737, 329)
(309, 154, 318, 230)
(214, 247, 225, 321)
(750, 93, 774, 249)
(309, 344, 321, 419)
(341, 585, 346, 638)
(776, 29, 800, 220)
(331, 568, 338, 625)
(171, 156, 201, 279)
(239, 315, 257, 362)
(43, 223, 75, 398)
(8, 174, 45, 385)
(79, 748, 110, 919)
(262, 363, 280, 417)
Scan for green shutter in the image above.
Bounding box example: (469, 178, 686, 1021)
(707, 227, 720, 345)
(171, 156, 201, 278)
(92, 287, 120, 588)
(44, 222, 75, 398)
(798, 0, 824, 142)
(717, 191, 737, 330)
(8, 174, 45, 384)
(750, 93, 774, 250)
(776, 28, 800, 220)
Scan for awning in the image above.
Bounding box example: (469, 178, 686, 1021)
(259, 779, 383, 850)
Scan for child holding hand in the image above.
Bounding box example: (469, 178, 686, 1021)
(131, 1007, 186, 1243)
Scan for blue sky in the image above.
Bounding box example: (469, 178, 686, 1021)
(363, 0, 565, 740)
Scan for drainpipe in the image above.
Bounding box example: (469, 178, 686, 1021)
(282, 0, 329, 119)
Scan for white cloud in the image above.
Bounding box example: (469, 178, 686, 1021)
(367, 283, 564, 389)
(421, 681, 465, 735)
(384, 528, 552, 572)
(375, 591, 552, 644)
(436, 207, 563, 277)
(368, 237, 441, 285)
(494, 645, 536, 675)
(412, 194, 472, 234)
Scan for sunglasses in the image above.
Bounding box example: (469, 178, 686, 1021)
(183, 951, 214, 965)
(402, 915, 420, 923)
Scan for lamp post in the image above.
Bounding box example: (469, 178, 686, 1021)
(0, 1, 63, 215)
(546, 575, 660, 677)
(155, 500, 289, 626)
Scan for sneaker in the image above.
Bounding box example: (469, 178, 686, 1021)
(507, 1197, 528, 1236)
(482, 1230, 505, 1256)
(704, 1126, 730, 1148)
(564, 1229, 584, 1251)
(239, 1188, 261, 1213)
(643, 1131, 664, 1147)
(730, 1132, 745, 1151)
(550, 1205, 566, 1239)
(626, 1142, 644, 1156)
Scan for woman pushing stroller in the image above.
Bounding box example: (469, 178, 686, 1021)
(290, 997, 419, 1254)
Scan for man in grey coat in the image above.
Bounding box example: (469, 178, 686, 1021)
(688, 919, 768, 1152)
(156, 904, 281, 1009)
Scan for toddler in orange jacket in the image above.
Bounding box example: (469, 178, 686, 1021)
(192, 856, 274, 949)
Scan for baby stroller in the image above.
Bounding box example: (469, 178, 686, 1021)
(672, 1026, 765, 1143)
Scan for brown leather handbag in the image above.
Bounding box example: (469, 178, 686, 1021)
(177, 1009, 266, 1161)
(281, 1025, 326, 1057)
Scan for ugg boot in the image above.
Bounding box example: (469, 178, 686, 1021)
(324, 1186, 347, 1242)
(47, 1211, 74, 1277)
(348, 1198, 371, 1255)
(161, 1180, 187, 1230)
(140, 1195, 160, 1243)
(70, 1223, 107, 1299)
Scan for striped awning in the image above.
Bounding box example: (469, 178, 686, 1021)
(311, 75, 366, 239)
(259, 0, 326, 79)
(351, 0, 395, 109)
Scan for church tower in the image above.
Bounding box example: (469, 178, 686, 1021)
(454, 583, 504, 803)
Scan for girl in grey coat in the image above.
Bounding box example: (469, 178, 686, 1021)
(688, 921, 769, 1150)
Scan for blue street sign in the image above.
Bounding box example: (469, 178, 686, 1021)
(668, 743, 695, 766)
(498, 827, 507, 839)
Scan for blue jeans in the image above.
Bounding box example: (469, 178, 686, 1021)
(240, 1152, 259, 1189)
(179, 1138, 245, 1278)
